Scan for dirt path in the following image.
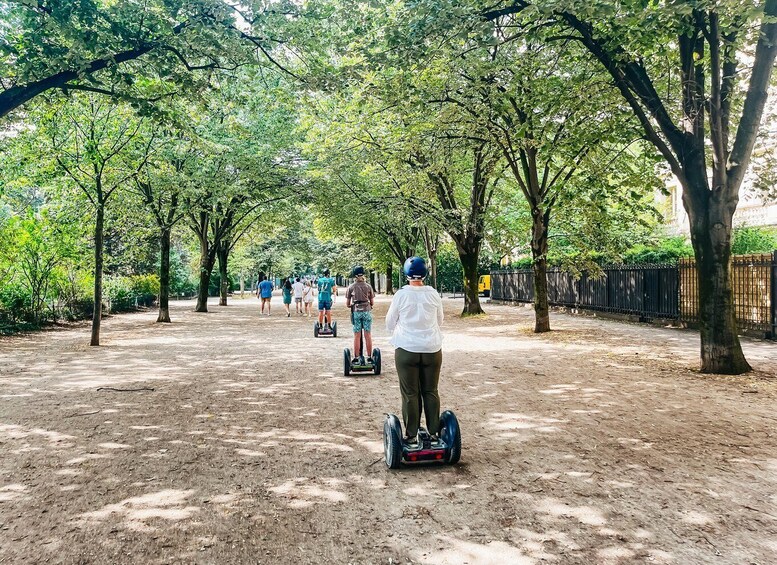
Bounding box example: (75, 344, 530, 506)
(1, 295, 775, 564)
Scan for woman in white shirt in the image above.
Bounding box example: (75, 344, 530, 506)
(302, 279, 315, 317)
(386, 256, 444, 442)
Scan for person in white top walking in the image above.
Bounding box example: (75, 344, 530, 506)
(386, 256, 444, 443)
(302, 278, 315, 317)
(292, 277, 306, 315)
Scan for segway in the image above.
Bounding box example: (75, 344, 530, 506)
(383, 410, 461, 468)
(314, 320, 337, 337)
(343, 309, 381, 376)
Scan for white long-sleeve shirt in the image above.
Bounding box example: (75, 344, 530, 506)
(385, 285, 444, 353)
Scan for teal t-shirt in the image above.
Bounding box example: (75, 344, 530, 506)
(318, 277, 335, 301)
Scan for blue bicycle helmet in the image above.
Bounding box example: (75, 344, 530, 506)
(352, 265, 365, 277)
(403, 256, 428, 280)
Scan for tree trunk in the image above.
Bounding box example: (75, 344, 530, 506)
(195, 239, 215, 313)
(458, 249, 484, 316)
(239, 273, 245, 297)
(686, 182, 751, 374)
(385, 263, 394, 295)
(369, 271, 377, 293)
(90, 204, 104, 346)
(423, 230, 439, 290)
(531, 209, 551, 333)
(428, 248, 438, 291)
(157, 227, 172, 323)
(217, 244, 229, 306)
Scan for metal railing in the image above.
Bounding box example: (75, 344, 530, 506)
(679, 253, 774, 335)
(491, 253, 777, 339)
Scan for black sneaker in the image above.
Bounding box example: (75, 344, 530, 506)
(404, 435, 418, 445)
(366, 357, 373, 365)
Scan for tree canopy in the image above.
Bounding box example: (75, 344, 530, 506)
(2, 0, 776, 373)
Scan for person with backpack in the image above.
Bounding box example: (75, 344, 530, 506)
(386, 257, 444, 443)
(317, 269, 337, 330)
(346, 266, 375, 365)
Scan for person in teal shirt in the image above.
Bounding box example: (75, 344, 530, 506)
(317, 269, 337, 329)
(282, 277, 293, 317)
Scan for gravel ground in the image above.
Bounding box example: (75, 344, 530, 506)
(0, 293, 776, 565)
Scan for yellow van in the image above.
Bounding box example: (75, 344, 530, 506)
(478, 275, 491, 297)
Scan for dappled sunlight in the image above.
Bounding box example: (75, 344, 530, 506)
(268, 478, 348, 508)
(486, 413, 567, 438)
(606, 480, 635, 489)
(353, 437, 384, 454)
(97, 442, 132, 450)
(535, 497, 608, 526)
(235, 448, 265, 457)
(766, 458, 777, 481)
(0, 423, 75, 444)
(1, 296, 775, 563)
(680, 510, 715, 525)
(596, 546, 635, 560)
(0, 484, 28, 503)
(539, 383, 578, 395)
(65, 453, 112, 465)
(413, 536, 534, 565)
(511, 527, 582, 560)
(77, 489, 199, 532)
(616, 438, 653, 450)
(192, 425, 381, 457)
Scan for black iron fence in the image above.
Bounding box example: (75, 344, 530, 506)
(679, 253, 774, 336)
(491, 251, 777, 339)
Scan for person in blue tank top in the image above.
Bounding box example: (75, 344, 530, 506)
(257, 275, 274, 316)
(317, 269, 337, 330)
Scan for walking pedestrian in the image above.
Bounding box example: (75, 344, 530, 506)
(292, 277, 305, 315)
(257, 275, 274, 316)
(303, 278, 315, 317)
(282, 277, 293, 317)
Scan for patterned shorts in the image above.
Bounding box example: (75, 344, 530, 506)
(352, 311, 373, 333)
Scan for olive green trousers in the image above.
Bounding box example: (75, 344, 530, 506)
(394, 347, 442, 436)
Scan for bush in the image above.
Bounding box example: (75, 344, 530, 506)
(104, 274, 159, 312)
(622, 236, 694, 264)
(131, 273, 160, 296)
(0, 282, 31, 324)
(209, 271, 237, 296)
(169, 247, 198, 296)
(731, 226, 777, 255)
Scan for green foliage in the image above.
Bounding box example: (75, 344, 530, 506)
(731, 226, 777, 255)
(169, 245, 198, 296)
(0, 0, 256, 119)
(622, 237, 694, 265)
(104, 274, 159, 312)
(0, 282, 30, 326)
(435, 244, 463, 292)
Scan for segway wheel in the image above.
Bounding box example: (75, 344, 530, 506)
(383, 414, 403, 469)
(343, 348, 351, 376)
(332, 321, 337, 337)
(440, 410, 461, 465)
(372, 348, 381, 375)
(314, 322, 319, 338)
